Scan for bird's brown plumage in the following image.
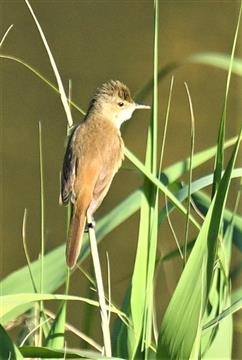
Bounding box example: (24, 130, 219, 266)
(61, 82, 127, 268)
(60, 80, 149, 268)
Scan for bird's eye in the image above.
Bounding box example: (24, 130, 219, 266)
(118, 102, 124, 107)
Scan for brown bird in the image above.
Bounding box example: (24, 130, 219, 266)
(60, 80, 150, 269)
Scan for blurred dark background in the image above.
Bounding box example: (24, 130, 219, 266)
(1, 0, 241, 356)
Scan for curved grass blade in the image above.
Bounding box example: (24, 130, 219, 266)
(24, 0, 73, 127)
(0, 24, 14, 48)
(183, 83, 195, 263)
(0, 54, 85, 115)
(1, 293, 98, 325)
(187, 52, 242, 76)
(212, 3, 242, 197)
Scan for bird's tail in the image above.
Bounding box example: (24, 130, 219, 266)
(66, 206, 86, 269)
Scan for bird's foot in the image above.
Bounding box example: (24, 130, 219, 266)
(84, 219, 96, 232)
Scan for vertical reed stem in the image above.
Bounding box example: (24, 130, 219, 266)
(87, 212, 111, 356)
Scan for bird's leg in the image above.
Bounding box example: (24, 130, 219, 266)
(84, 211, 96, 232)
(88, 219, 96, 228)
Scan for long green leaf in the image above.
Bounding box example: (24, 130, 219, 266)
(192, 190, 242, 251)
(157, 129, 241, 358)
(161, 135, 241, 185)
(202, 216, 234, 358)
(112, 287, 131, 358)
(128, 187, 150, 357)
(44, 302, 66, 349)
(143, 0, 159, 354)
(0, 293, 98, 325)
(159, 168, 242, 223)
(1, 291, 125, 328)
(125, 147, 200, 230)
(203, 297, 242, 331)
(19, 345, 125, 359)
(0, 324, 23, 360)
(128, 2, 159, 357)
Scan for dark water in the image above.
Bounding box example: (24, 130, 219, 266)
(1, 0, 241, 354)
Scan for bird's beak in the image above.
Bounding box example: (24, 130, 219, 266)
(135, 103, 151, 110)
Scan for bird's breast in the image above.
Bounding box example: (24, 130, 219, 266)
(73, 116, 124, 173)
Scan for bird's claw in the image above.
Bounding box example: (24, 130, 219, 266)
(84, 219, 96, 232)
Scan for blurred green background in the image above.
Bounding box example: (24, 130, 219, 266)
(1, 0, 241, 355)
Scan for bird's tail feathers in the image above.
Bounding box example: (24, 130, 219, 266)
(66, 206, 86, 269)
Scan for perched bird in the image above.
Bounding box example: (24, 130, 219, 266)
(60, 80, 150, 269)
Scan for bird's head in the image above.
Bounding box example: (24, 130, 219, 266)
(88, 80, 150, 128)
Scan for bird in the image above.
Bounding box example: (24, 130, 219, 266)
(60, 80, 150, 269)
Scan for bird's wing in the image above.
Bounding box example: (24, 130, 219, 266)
(60, 126, 78, 205)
